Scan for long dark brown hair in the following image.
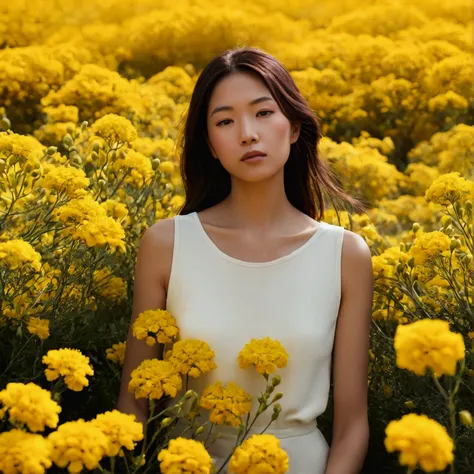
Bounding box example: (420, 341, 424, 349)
(176, 46, 367, 220)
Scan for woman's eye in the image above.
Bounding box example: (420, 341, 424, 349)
(257, 110, 274, 117)
(216, 110, 274, 126)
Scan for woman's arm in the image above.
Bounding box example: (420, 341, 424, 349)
(115, 218, 175, 427)
(325, 230, 373, 474)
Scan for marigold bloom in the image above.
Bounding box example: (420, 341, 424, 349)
(106, 341, 127, 366)
(91, 410, 144, 456)
(238, 337, 289, 375)
(166, 339, 217, 378)
(42, 348, 94, 391)
(42, 165, 90, 197)
(229, 434, 289, 473)
(90, 113, 137, 145)
(408, 231, 451, 266)
(0, 429, 53, 474)
(394, 319, 465, 376)
(200, 381, 252, 427)
(26, 317, 50, 340)
(0, 239, 42, 272)
(425, 172, 473, 206)
(132, 309, 179, 346)
(0, 382, 61, 432)
(158, 437, 213, 474)
(48, 420, 109, 474)
(129, 359, 182, 400)
(385, 414, 454, 472)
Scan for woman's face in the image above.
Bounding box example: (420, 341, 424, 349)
(206, 71, 300, 183)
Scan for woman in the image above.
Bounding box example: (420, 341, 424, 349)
(117, 46, 373, 474)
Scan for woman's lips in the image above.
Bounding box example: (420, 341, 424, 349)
(241, 154, 266, 163)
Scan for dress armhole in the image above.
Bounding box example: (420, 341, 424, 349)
(165, 215, 180, 308)
(335, 226, 345, 310)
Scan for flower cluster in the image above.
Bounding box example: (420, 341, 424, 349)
(42, 348, 94, 391)
(0, 382, 61, 432)
(132, 309, 179, 346)
(0, 429, 53, 474)
(26, 317, 50, 340)
(394, 319, 465, 376)
(238, 337, 289, 375)
(166, 339, 217, 378)
(48, 419, 109, 473)
(229, 434, 289, 473)
(91, 409, 144, 456)
(158, 437, 213, 474)
(199, 382, 252, 427)
(385, 414, 454, 472)
(128, 359, 182, 399)
(425, 172, 473, 206)
(106, 341, 127, 365)
(0, 239, 42, 272)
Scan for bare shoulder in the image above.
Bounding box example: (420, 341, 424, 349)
(137, 217, 176, 290)
(340, 228, 373, 296)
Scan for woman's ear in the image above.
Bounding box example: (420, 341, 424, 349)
(290, 123, 301, 144)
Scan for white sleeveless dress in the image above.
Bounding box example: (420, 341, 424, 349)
(165, 211, 344, 473)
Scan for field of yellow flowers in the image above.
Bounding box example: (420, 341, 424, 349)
(0, 0, 473, 472)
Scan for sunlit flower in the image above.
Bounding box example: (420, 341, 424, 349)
(238, 337, 289, 375)
(133, 309, 179, 346)
(166, 339, 217, 378)
(158, 438, 213, 474)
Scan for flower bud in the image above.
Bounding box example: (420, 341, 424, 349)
(80, 121, 88, 133)
(165, 183, 174, 192)
(271, 375, 281, 387)
(0, 117, 11, 130)
(93, 142, 100, 153)
(271, 392, 283, 403)
(195, 425, 205, 435)
(450, 239, 461, 251)
(441, 215, 452, 227)
(46, 146, 58, 155)
(396, 263, 405, 274)
(98, 179, 107, 189)
(184, 389, 197, 400)
(407, 257, 415, 269)
(459, 410, 472, 427)
(412, 222, 420, 233)
(161, 417, 173, 428)
(271, 403, 282, 421)
(152, 158, 161, 170)
(404, 400, 416, 409)
(62, 134, 74, 148)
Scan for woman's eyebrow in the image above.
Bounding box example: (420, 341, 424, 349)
(210, 96, 274, 117)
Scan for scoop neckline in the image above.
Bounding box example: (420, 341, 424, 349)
(190, 211, 328, 267)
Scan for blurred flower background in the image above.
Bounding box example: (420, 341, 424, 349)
(0, 0, 473, 472)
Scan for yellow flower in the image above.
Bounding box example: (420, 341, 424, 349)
(90, 113, 137, 145)
(0, 382, 61, 432)
(229, 434, 289, 473)
(166, 339, 217, 378)
(385, 414, 454, 472)
(91, 410, 144, 457)
(42, 165, 90, 198)
(200, 382, 252, 427)
(132, 309, 179, 346)
(106, 341, 127, 365)
(48, 420, 109, 474)
(158, 161, 175, 174)
(394, 319, 465, 376)
(158, 437, 213, 474)
(408, 231, 451, 266)
(238, 337, 289, 375)
(0, 429, 53, 474)
(42, 348, 94, 391)
(128, 359, 182, 400)
(425, 172, 473, 206)
(0, 239, 42, 272)
(27, 317, 50, 340)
